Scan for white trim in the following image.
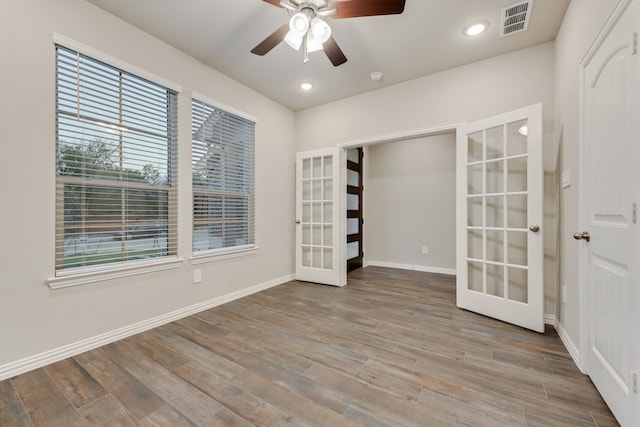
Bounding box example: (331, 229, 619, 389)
(191, 91, 258, 124)
(52, 33, 182, 93)
(3, 273, 294, 381)
(554, 319, 586, 374)
(337, 123, 462, 149)
(191, 246, 259, 265)
(544, 313, 556, 325)
(366, 260, 456, 276)
(47, 257, 184, 289)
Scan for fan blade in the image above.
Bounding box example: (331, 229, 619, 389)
(261, 0, 283, 7)
(323, 36, 347, 66)
(251, 23, 290, 56)
(329, 0, 405, 19)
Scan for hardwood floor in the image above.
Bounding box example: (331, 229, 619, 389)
(0, 266, 618, 426)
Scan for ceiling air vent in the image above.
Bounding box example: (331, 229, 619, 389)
(500, 0, 533, 36)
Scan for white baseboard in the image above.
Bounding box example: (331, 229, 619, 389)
(365, 260, 456, 276)
(551, 317, 585, 374)
(0, 274, 294, 381)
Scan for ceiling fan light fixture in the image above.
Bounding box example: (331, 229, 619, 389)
(306, 33, 324, 53)
(284, 31, 304, 50)
(289, 12, 310, 35)
(310, 17, 331, 43)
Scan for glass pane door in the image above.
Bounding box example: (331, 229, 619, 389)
(296, 148, 342, 286)
(457, 104, 543, 332)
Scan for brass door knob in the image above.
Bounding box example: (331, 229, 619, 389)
(529, 224, 540, 232)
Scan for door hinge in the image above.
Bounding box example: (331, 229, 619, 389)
(632, 371, 638, 394)
(633, 203, 637, 224)
(633, 33, 638, 55)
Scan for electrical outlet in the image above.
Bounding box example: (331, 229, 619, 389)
(194, 269, 202, 284)
(421, 246, 428, 255)
(563, 285, 567, 304)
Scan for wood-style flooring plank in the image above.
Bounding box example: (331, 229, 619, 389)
(0, 266, 619, 426)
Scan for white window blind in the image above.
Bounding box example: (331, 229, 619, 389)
(191, 98, 255, 254)
(55, 45, 178, 273)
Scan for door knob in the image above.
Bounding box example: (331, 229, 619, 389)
(573, 231, 590, 242)
(295, 219, 301, 224)
(529, 224, 540, 232)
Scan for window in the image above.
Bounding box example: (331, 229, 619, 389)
(191, 98, 255, 255)
(55, 45, 178, 274)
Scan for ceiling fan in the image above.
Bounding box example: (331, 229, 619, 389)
(251, 0, 406, 66)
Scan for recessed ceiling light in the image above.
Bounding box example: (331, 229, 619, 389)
(464, 21, 489, 36)
(370, 71, 383, 82)
(299, 82, 313, 91)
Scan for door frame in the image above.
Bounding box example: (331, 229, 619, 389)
(337, 123, 462, 285)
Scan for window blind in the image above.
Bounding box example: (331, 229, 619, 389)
(191, 99, 255, 254)
(55, 45, 178, 273)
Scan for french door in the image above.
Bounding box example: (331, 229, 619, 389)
(581, 0, 639, 424)
(295, 148, 344, 286)
(456, 104, 544, 333)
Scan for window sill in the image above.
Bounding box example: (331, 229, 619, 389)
(190, 246, 259, 265)
(47, 257, 184, 290)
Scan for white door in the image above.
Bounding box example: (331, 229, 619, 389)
(581, 0, 639, 424)
(295, 148, 344, 286)
(456, 104, 544, 333)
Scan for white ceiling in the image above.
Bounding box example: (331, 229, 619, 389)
(85, 0, 570, 111)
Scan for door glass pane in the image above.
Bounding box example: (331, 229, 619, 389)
(323, 156, 332, 177)
(347, 194, 359, 210)
(312, 203, 322, 223)
(302, 203, 311, 222)
(347, 169, 359, 187)
(302, 181, 311, 201)
(507, 195, 527, 228)
(323, 178, 333, 200)
(312, 225, 322, 245)
(313, 157, 322, 178)
(467, 229, 483, 260)
(323, 202, 332, 223)
(347, 218, 359, 235)
(507, 119, 528, 156)
(312, 247, 321, 268)
(302, 225, 311, 245)
(347, 242, 359, 260)
(302, 246, 311, 267)
(323, 225, 333, 246)
(468, 261, 483, 292)
(467, 131, 483, 163)
(468, 197, 483, 227)
(486, 125, 504, 160)
(508, 158, 527, 192)
(486, 160, 504, 194)
(302, 158, 311, 179)
(486, 195, 503, 228)
(313, 179, 322, 200)
(467, 164, 483, 194)
(508, 231, 527, 266)
(486, 230, 504, 262)
(508, 267, 528, 303)
(347, 148, 360, 164)
(487, 264, 504, 297)
(323, 249, 333, 269)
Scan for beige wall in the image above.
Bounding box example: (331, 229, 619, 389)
(364, 134, 456, 272)
(0, 0, 296, 369)
(554, 0, 617, 351)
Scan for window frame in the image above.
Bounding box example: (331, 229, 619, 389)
(190, 94, 257, 263)
(49, 35, 183, 288)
